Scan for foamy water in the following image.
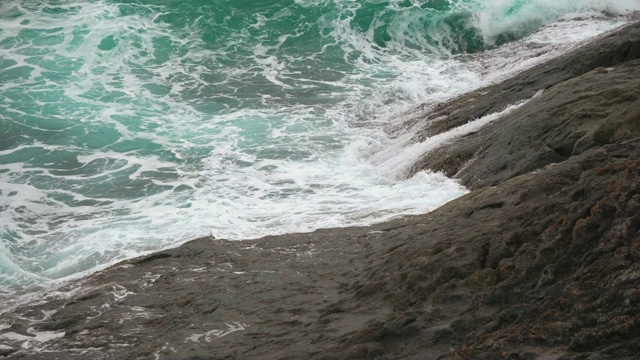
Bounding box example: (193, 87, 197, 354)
(0, 0, 638, 306)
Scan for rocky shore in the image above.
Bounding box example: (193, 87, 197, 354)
(1, 21, 640, 360)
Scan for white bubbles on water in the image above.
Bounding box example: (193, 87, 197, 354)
(0, 0, 638, 303)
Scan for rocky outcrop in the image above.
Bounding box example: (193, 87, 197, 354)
(410, 21, 640, 189)
(1, 20, 640, 360)
(338, 139, 640, 359)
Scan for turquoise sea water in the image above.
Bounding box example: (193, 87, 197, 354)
(0, 0, 638, 303)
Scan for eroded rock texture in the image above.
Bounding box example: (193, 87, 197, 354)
(1, 19, 640, 360)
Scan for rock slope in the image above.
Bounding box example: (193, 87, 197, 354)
(411, 21, 640, 188)
(1, 21, 640, 360)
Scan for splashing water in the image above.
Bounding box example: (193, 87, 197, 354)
(0, 0, 638, 302)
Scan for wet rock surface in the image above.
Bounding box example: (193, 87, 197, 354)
(411, 21, 640, 188)
(1, 21, 640, 360)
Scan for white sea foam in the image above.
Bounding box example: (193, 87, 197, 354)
(373, 91, 544, 177)
(469, 0, 640, 45)
(186, 322, 248, 343)
(1, 0, 639, 309)
(0, 328, 64, 352)
(0, 330, 64, 343)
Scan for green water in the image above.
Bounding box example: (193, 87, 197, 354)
(0, 0, 634, 300)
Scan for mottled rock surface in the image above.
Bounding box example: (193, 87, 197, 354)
(1, 21, 640, 360)
(411, 21, 640, 188)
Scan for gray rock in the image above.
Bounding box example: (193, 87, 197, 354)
(3, 19, 640, 360)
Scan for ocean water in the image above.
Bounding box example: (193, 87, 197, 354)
(0, 0, 638, 304)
